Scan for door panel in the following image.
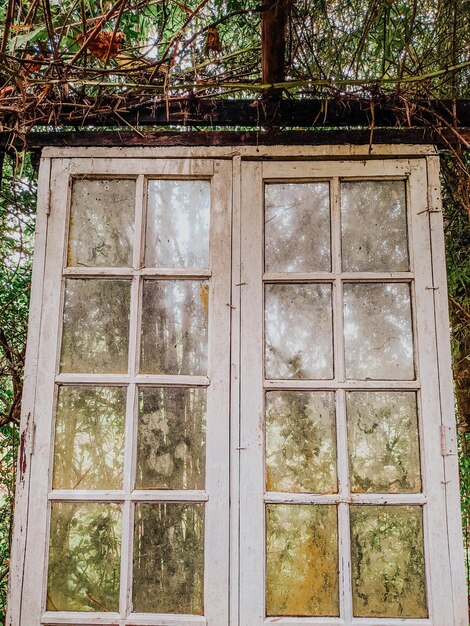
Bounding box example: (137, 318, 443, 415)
(238, 159, 457, 626)
(18, 158, 231, 626)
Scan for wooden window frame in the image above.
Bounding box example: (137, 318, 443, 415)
(6, 146, 467, 626)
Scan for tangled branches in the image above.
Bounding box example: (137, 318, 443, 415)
(0, 0, 467, 136)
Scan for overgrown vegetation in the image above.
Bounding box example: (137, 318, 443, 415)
(0, 154, 36, 619)
(0, 0, 468, 145)
(441, 152, 470, 592)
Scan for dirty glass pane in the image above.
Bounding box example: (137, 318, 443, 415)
(347, 391, 421, 493)
(136, 387, 206, 490)
(145, 180, 210, 269)
(266, 391, 336, 493)
(60, 279, 130, 374)
(265, 183, 331, 272)
(53, 386, 126, 490)
(140, 280, 208, 375)
(265, 284, 333, 379)
(344, 283, 414, 380)
(47, 502, 121, 612)
(68, 179, 135, 267)
(133, 503, 204, 614)
(266, 504, 339, 616)
(341, 180, 409, 272)
(351, 505, 427, 617)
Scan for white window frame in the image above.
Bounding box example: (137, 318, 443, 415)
(7, 156, 232, 626)
(238, 157, 467, 626)
(6, 146, 467, 626)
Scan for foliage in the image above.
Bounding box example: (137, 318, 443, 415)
(0, 154, 36, 622)
(441, 150, 470, 591)
(0, 0, 468, 134)
(0, 154, 36, 428)
(0, 423, 17, 620)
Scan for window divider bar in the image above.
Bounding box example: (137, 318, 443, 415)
(264, 492, 426, 505)
(263, 380, 421, 390)
(54, 374, 211, 386)
(40, 612, 208, 625)
(262, 273, 414, 283)
(134, 374, 210, 386)
(134, 175, 146, 271)
(55, 373, 131, 384)
(120, 174, 145, 619)
(138, 268, 212, 278)
(336, 387, 351, 621)
(126, 615, 207, 626)
(264, 617, 433, 626)
(120, 499, 133, 619)
(48, 489, 209, 502)
(264, 617, 345, 626)
(130, 490, 209, 502)
(62, 268, 212, 279)
(338, 501, 353, 622)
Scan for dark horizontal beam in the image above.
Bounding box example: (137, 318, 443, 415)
(24, 98, 470, 128)
(5, 127, 469, 151)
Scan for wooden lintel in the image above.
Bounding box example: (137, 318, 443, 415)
(3, 128, 468, 151)
(5, 99, 468, 129)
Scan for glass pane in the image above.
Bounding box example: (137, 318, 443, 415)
(146, 180, 210, 269)
(344, 283, 414, 380)
(265, 183, 331, 272)
(140, 280, 208, 375)
(347, 392, 421, 493)
(136, 387, 206, 489)
(351, 505, 427, 618)
(133, 503, 204, 614)
(47, 503, 121, 612)
(341, 180, 409, 272)
(266, 391, 336, 493)
(266, 504, 339, 616)
(68, 179, 135, 267)
(53, 386, 126, 490)
(265, 283, 333, 379)
(60, 279, 130, 374)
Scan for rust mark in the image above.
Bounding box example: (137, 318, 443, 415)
(19, 412, 31, 482)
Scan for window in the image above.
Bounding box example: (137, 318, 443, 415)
(7, 147, 466, 626)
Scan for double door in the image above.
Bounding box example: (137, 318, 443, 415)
(7, 150, 466, 626)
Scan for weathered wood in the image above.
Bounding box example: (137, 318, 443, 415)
(262, 0, 291, 90)
(3, 99, 470, 133)
(3, 127, 468, 151)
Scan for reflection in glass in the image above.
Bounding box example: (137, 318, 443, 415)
(266, 504, 339, 616)
(266, 391, 336, 493)
(344, 283, 414, 380)
(341, 180, 409, 272)
(265, 283, 333, 379)
(347, 392, 421, 493)
(351, 506, 427, 617)
(136, 387, 206, 489)
(146, 180, 210, 269)
(53, 386, 126, 490)
(60, 279, 130, 374)
(47, 503, 121, 612)
(133, 503, 204, 614)
(68, 178, 135, 267)
(141, 280, 208, 375)
(265, 183, 331, 272)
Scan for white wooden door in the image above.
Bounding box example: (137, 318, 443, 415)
(238, 158, 467, 626)
(7, 148, 466, 626)
(8, 156, 232, 626)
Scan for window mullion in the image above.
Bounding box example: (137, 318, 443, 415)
(120, 174, 145, 619)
